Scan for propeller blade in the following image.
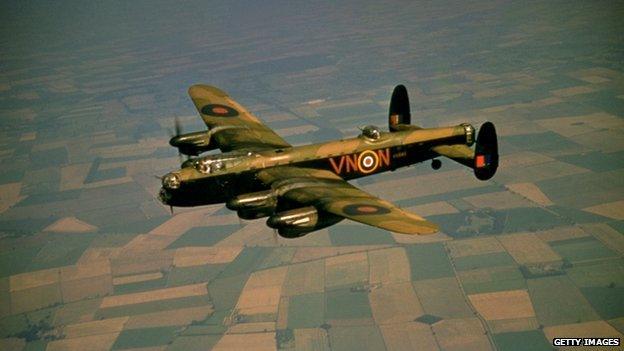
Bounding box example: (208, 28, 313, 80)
(271, 200, 279, 245)
(169, 205, 174, 215)
(174, 116, 182, 136)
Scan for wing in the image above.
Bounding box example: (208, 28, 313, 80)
(188, 85, 291, 151)
(258, 167, 438, 235)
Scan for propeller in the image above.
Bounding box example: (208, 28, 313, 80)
(270, 197, 282, 246)
(168, 116, 187, 164)
(174, 119, 187, 164)
(154, 174, 174, 215)
(174, 116, 182, 137)
(167, 116, 181, 140)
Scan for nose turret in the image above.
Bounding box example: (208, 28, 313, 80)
(158, 188, 171, 205)
(162, 173, 181, 190)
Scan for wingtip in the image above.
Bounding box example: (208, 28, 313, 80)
(188, 84, 228, 97)
(412, 222, 439, 235)
(382, 219, 439, 235)
(403, 212, 440, 234)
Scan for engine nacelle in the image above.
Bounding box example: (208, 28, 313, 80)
(266, 206, 343, 238)
(227, 190, 277, 220)
(169, 131, 217, 156)
(227, 190, 276, 210)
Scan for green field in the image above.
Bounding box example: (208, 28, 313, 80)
(167, 264, 226, 287)
(413, 278, 473, 319)
(287, 292, 325, 328)
(167, 225, 240, 248)
(528, 276, 600, 326)
(550, 237, 617, 262)
(113, 275, 168, 295)
(328, 325, 386, 351)
(405, 243, 455, 281)
(329, 225, 396, 246)
(493, 330, 552, 351)
(256, 247, 296, 270)
(453, 252, 517, 271)
(325, 287, 372, 321)
(460, 266, 527, 294)
(580, 286, 624, 320)
(112, 326, 179, 349)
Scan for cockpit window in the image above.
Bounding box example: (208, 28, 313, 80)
(194, 158, 225, 174)
(361, 125, 381, 140)
(192, 151, 252, 174)
(196, 159, 210, 173)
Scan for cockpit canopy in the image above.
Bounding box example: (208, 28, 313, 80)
(195, 158, 224, 174)
(361, 125, 382, 140)
(184, 150, 252, 174)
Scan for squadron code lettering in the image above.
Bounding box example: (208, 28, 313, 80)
(329, 148, 390, 175)
(553, 338, 620, 347)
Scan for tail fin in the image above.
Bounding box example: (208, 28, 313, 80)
(389, 85, 411, 131)
(474, 122, 499, 180)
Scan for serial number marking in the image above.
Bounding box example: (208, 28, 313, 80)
(393, 151, 407, 158)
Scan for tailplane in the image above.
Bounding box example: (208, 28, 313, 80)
(430, 122, 499, 181)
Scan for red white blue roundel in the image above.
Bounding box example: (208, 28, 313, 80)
(201, 104, 239, 117)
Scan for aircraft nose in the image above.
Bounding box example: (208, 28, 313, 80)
(158, 188, 171, 204)
(162, 173, 181, 190)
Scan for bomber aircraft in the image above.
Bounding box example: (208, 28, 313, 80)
(159, 85, 498, 237)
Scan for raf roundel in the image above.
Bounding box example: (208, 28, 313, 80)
(357, 150, 379, 174)
(342, 204, 391, 216)
(201, 104, 239, 117)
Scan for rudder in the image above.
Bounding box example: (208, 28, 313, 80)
(474, 122, 499, 180)
(389, 84, 411, 131)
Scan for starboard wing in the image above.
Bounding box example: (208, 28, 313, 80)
(188, 85, 291, 152)
(258, 167, 438, 235)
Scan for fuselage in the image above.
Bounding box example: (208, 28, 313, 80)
(159, 124, 474, 207)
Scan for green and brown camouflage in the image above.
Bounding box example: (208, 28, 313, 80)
(159, 85, 499, 237)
